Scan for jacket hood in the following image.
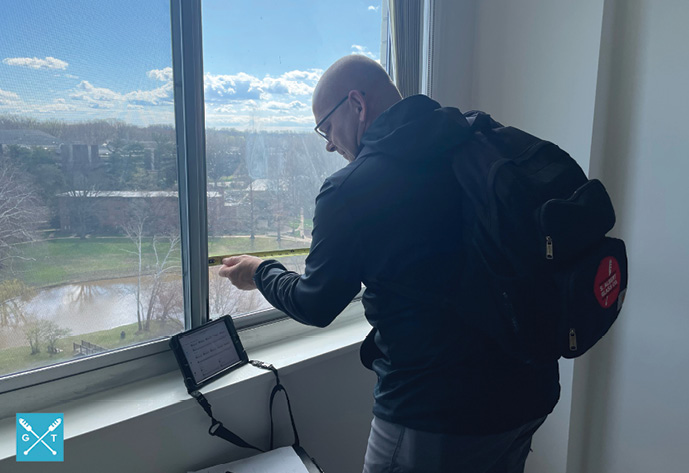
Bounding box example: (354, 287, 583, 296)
(359, 94, 471, 161)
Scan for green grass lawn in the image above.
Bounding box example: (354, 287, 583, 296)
(7, 235, 309, 288)
(0, 319, 182, 376)
(8, 237, 168, 287)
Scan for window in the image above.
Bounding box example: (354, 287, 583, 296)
(0, 0, 182, 379)
(201, 0, 383, 318)
(0, 0, 382, 387)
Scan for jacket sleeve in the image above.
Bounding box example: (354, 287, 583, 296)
(253, 178, 362, 327)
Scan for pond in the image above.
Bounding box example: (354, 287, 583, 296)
(0, 277, 148, 349)
(0, 261, 295, 351)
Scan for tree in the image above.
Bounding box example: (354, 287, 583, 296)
(122, 202, 181, 332)
(152, 132, 178, 189)
(141, 231, 180, 331)
(208, 270, 268, 318)
(7, 145, 63, 200)
(0, 279, 35, 327)
(206, 130, 243, 188)
(105, 139, 146, 190)
(24, 318, 44, 355)
(121, 206, 147, 332)
(43, 320, 71, 355)
(151, 277, 183, 329)
(63, 181, 101, 239)
(0, 159, 49, 264)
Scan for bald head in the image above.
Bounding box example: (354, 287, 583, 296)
(312, 55, 402, 127)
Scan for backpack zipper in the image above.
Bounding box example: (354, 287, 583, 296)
(546, 236, 554, 260)
(569, 328, 578, 352)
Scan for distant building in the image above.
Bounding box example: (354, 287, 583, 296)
(60, 143, 100, 171)
(0, 129, 62, 155)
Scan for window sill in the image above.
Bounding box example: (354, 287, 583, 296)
(0, 302, 370, 462)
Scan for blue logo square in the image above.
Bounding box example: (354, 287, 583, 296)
(16, 413, 64, 462)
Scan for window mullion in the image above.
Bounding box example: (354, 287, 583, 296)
(171, 0, 209, 329)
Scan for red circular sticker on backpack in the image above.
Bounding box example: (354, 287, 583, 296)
(594, 256, 621, 308)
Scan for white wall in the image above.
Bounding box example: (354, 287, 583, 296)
(568, 0, 689, 472)
(432, 1, 689, 472)
(469, 0, 606, 170)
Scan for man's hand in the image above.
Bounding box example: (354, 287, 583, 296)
(218, 255, 264, 290)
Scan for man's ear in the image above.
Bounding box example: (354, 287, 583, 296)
(348, 90, 367, 123)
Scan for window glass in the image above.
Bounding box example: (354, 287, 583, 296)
(0, 0, 383, 378)
(0, 0, 182, 377)
(202, 0, 383, 318)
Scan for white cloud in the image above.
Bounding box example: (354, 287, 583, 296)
(35, 99, 77, 113)
(202, 68, 323, 130)
(70, 81, 120, 108)
(64, 74, 79, 79)
(368, 6, 380, 12)
(125, 82, 174, 106)
(0, 89, 21, 106)
(351, 44, 377, 59)
(214, 99, 308, 115)
(147, 67, 173, 82)
(204, 107, 314, 130)
(0, 90, 76, 114)
(204, 69, 322, 104)
(2, 56, 68, 70)
(280, 69, 323, 82)
(0, 66, 320, 130)
(69, 79, 173, 108)
(204, 72, 263, 101)
(263, 100, 308, 111)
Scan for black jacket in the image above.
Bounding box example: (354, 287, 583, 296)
(254, 95, 560, 434)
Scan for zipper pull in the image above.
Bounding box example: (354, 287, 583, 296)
(546, 236, 554, 260)
(569, 328, 578, 352)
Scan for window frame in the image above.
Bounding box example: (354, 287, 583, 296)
(0, 0, 293, 411)
(0, 0, 386, 416)
(171, 0, 210, 330)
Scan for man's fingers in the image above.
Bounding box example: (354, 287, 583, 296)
(218, 265, 232, 278)
(222, 255, 242, 266)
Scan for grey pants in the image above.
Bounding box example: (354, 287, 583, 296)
(362, 415, 547, 473)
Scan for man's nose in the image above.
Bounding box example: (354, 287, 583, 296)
(325, 142, 337, 153)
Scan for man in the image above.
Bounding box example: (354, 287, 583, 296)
(220, 55, 559, 473)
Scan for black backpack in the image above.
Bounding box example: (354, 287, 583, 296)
(453, 110, 628, 364)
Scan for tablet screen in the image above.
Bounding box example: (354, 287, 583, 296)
(178, 320, 242, 385)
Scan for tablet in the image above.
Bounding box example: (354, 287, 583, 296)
(169, 315, 248, 393)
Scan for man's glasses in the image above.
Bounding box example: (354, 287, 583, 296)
(314, 95, 348, 141)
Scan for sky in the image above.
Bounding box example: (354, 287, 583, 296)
(0, 0, 383, 131)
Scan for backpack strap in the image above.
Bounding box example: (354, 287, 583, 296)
(250, 360, 301, 450)
(191, 390, 264, 452)
(190, 359, 301, 452)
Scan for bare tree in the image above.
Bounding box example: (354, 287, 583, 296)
(121, 207, 147, 332)
(0, 279, 35, 327)
(122, 202, 181, 333)
(152, 277, 184, 329)
(209, 270, 240, 317)
(0, 159, 48, 265)
(142, 231, 180, 331)
(209, 270, 270, 318)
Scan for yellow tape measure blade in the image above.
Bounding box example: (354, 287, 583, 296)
(208, 247, 310, 266)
